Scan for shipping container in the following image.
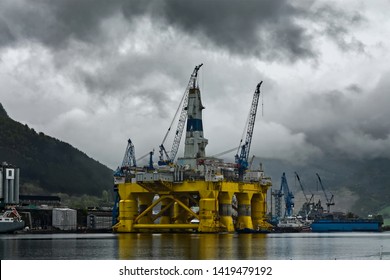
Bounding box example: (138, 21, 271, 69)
(52, 208, 77, 230)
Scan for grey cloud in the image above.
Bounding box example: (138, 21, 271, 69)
(346, 84, 363, 94)
(0, 0, 119, 49)
(0, 17, 15, 46)
(312, 4, 365, 53)
(0, 0, 381, 166)
(155, 0, 315, 61)
(140, 0, 365, 61)
(287, 73, 390, 160)
(0, 0, 363, 61)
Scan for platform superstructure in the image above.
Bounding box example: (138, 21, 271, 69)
(112, 64, 272, 233)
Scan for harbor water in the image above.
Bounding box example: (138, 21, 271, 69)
(1, 232, 390, 260)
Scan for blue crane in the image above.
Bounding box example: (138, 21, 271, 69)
(113, 138, 136, 225)
(270, 172, 294, 223)
(114, 138, 137, 176)
(158, 63, 203, 165)
(280, 172, 295, 217)
(135, 149, 155, 170)
(235, 81, 263, 179)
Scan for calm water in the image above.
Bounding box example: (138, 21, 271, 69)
(1, 232, 390, 260)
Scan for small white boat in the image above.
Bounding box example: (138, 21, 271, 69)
(275, 216, 311, 232)
(0, 208, 25, 233)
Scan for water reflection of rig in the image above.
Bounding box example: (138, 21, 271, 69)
(112, 64, 272, 233)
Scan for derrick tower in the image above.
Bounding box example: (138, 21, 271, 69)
(179, 70, 208, 168)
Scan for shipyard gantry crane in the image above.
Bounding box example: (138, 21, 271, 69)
(235, 81, 263, 179)
(270, 172, 294, 222)
(295, 172, 313, 203)
(271, 188, 284, 222)
(158, 64, 203, 165)
(281, 172, 295, 217)
(295, 172, 314, 218)
(316, 173, 335, 213)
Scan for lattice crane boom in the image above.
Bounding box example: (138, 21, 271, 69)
(235, 81, 263, 177)
(280, 172, 295, 217)
(316, 173, 335, 212)
(121, 138, 137, 168)
(295, 172, 314, 203)
(159, 63, 203, 165)
(114, 138, 137, 177)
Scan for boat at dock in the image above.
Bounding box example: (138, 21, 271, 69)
(0, 208, 25, 233)
(273, 216, 311, 233)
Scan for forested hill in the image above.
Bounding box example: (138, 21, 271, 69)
(0, 102, 113, 196)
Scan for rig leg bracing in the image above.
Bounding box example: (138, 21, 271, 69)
(113, 177, 271, 233)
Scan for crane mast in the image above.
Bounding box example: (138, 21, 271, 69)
(316, 173, 335, 213)
(280, 172, 295, 217)
(136, 149, 155, 170)
(295, 172, 315, 219)
(295, 172, 314, 204)
(121, 139, 136, 168)
(235, 81, 263, 178)
(159, 63, 203, 165)
(114, 138, 137, 177)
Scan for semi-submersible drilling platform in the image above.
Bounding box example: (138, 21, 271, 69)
(112, 64, 272, 233)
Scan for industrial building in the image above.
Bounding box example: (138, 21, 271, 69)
(0, 162, 114, 231)
(0, 162, 20, 207)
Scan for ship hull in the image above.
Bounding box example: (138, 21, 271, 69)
(0, 221, 25, 233)
(311, 219, 381, 232)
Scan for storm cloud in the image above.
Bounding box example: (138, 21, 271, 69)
(0, 0, 388, 169)
(1, 0, 364, 60)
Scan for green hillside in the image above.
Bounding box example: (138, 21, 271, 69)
(0, 103, 113, 197)
(347, 158, 390, 215)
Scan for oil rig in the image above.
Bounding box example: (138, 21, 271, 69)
(112, 64, 272, 233)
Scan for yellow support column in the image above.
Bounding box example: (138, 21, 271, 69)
(116, 194, 138, 232)
(236, 192, 254, 230)
(252, 192, 271, 230)
(198, 190, 219, 232)
(218, 192, 235, 232)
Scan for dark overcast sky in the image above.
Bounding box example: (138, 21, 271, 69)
(1, 0, 389, 169)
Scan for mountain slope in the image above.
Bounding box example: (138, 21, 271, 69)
(0, 103, 113, 196)
(259, 156, 390, 217)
